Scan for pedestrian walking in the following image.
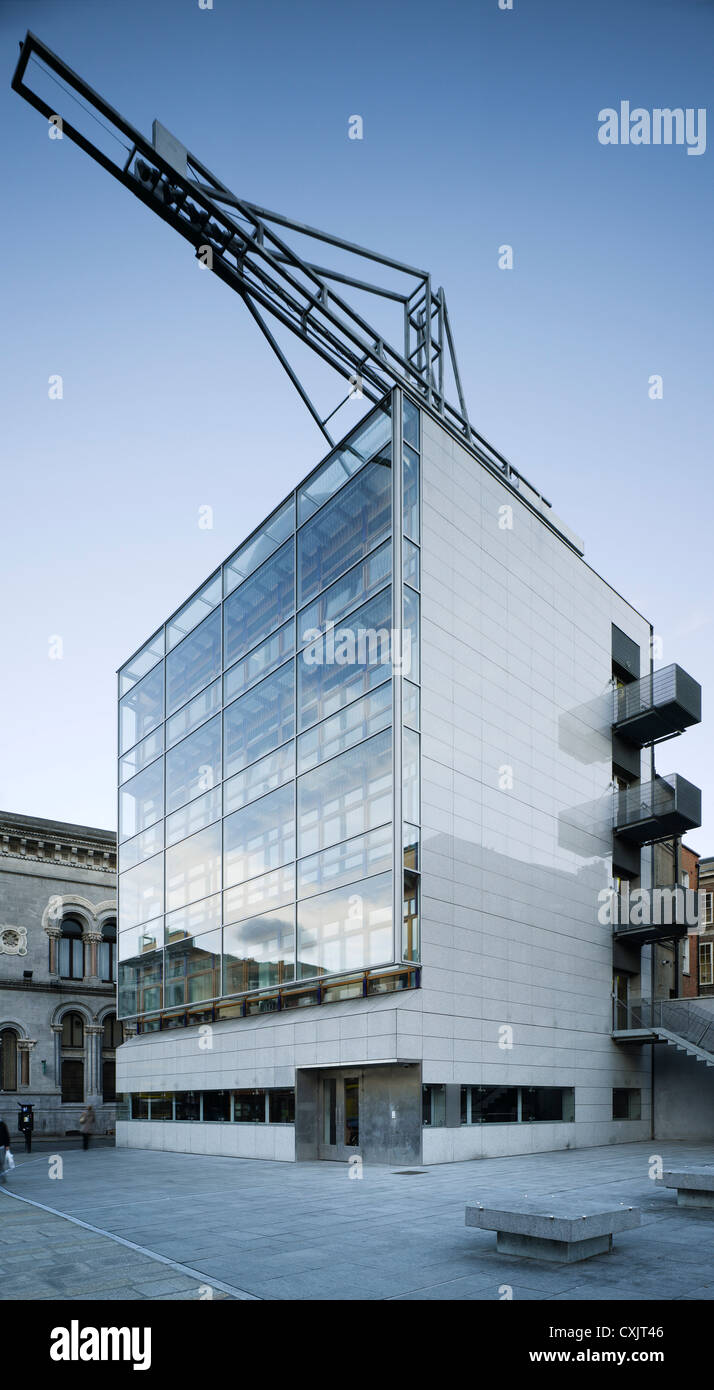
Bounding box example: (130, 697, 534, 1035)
(0, 1117, 12, 1184)
(78, 1104, 96, 1151)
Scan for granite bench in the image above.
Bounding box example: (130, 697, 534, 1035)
(465, 1196, 641, 1263)
(662, 1166, 714, 1208)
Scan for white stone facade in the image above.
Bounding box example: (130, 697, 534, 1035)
(414, 410, 653, 1155)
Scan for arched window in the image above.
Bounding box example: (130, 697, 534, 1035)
(61, 1012, 84, 1048)
(58, 918, 84, 980)
(0, 1028, 18, 1091)
(102, 1013, 122, 1101)
(103, 1014, 123, 1050)
(98, 921, 116, 983)
(60, 1012, 84, 1104)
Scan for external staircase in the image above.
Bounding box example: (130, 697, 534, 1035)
(613, 998, 714, 1067)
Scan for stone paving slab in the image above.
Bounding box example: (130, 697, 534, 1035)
(3, 1139, 714, 1299)
(0, 1197, 237, 1301)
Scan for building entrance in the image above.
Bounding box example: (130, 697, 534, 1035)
(317, 1070, 362, 1161)
(297, 1063, 421, 1165)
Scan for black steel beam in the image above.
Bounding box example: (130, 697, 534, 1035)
(11, 30, 552, 508)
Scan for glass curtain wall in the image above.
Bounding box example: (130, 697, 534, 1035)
(118, 398, 426, 1020)
(402, 397, 421, 963)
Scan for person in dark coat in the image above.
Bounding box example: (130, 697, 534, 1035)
(0, 1117, 11, 1183)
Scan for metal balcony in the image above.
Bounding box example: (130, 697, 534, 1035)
(614, 774, 702, 845)
(613, 664, 701, 746)
(612, 884, 697, 947)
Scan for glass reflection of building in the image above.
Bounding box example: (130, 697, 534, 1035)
(117, 394, 422, 1027)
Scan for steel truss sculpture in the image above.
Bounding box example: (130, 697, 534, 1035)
(12, 30, 547, 499)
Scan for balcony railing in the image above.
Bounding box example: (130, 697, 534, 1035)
(612, 883, 697, 946)
(613, 664, 701, 746)
(613, 998, 714, 1053)
(614, 774, 702, 845)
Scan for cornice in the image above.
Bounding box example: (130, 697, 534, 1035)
(0, 821, 116, 873)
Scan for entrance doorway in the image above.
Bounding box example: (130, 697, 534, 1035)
(317, 1071, 362, 1160)
(296, 1063, 422, 1164)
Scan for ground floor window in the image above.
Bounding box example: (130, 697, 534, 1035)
(61, 1058, 84, 1103)
(421, 1084, 446, 1127)
(149, 1092, 173, 1121)
(129, 1087, 295, 1122)
(176, 1091, 201, 1122)
(268, 1089, 295, 1123)
(203, 1090, 231, 1122)
(522, 1086, 574, 1123)
(460, 1085, 574, 1124)
(613, 1088, 642, 1120)
(234, 1090, 264, 1122)
(59, 1011, 87, 1104)
(462, 1086, 518, 1125)
(102, 1059, 117, 1102)
(0, 1028, 18, 1091)
(102, 1013, 122, 1101)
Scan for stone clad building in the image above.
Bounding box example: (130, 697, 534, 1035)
(0, 811, 119, 1136)
(114, 389, 704, 1164)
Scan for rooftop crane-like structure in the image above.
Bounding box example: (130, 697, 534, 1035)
(12, 30, 549, 503)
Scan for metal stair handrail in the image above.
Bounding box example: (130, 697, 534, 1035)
(620, 999, 714, 1057)
(656, 999, 714, 1054)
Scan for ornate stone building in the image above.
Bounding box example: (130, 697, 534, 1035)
(0, 810, 119, 1136)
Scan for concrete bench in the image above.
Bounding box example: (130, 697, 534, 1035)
(465, 1196, 640, 1263)
(662, 1167, 714, 1208)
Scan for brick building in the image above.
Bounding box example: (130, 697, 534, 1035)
(697, 855, 714, 998)
(650, 840, 701, 999)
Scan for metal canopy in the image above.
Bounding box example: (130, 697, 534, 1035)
(11, 29, 547, 501)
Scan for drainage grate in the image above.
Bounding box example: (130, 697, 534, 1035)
(392, 1169, 428, 1175)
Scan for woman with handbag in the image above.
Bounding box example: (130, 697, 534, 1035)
(0, 1116, 12, 1183)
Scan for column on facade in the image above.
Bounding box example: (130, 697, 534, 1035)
(85, 931, 103, 982)
(51, 1025, 62, 1087)
(96, 1026, 104, 1097)
(46, 927, 61, 975)
(86, 1025, 103, 1100)
(16, 1039, 36, 1087)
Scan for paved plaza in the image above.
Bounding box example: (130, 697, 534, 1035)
(1, 1139, 714, 1300)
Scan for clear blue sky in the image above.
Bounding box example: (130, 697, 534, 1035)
(1, 0, 711, 851)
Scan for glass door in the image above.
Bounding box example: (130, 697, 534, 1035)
(343, 1077, 360, 1148)
(318, 1071, 362, 1160)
